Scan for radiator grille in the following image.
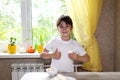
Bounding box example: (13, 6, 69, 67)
(11, 63, 44, 80)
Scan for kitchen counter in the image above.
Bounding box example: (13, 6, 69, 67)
(20, 72, 120, 80)
(0, 52, 40, 58)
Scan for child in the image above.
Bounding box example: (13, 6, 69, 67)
(40, 15, 90, 72)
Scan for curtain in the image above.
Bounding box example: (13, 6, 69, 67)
(66, 0, 103, 71)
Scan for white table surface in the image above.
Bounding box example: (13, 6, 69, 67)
(20, 72, 50, 80)
(20, 72, 120, 80)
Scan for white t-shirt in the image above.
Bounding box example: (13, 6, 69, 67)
(44, 37, 86, 72)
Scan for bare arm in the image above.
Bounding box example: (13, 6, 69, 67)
(69, 53, 90, 62)
(40, 48, 61, 59)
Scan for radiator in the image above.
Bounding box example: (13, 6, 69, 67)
(11, 63, 44, 80)
(11, 63, 82, 80)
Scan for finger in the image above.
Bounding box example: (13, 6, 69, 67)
(68, 54, 73, 59)
(55, 48, 58, 53)
(58, 52, 61, 54)
(68, 53, 72, 57)
(69, 52, 72, 55)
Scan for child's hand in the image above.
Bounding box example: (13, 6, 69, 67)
(53, 48, 61, 59)
(69, 52, 78, 61)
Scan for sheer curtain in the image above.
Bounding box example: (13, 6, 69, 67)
(66, 0, 103, 71)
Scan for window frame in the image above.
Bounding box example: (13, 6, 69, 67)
(21, 0, 32, 49)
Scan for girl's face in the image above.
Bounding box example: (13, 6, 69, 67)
(57, 21, 72, 39)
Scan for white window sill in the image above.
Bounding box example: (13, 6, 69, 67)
(0, 52, 40, 58)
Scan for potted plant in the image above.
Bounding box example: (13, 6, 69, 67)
(8, 37, 16, 54)
(33, 26, 57, 53)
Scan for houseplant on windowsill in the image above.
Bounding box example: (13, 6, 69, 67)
(8, 37, 16, 54)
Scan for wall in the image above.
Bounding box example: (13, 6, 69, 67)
(115, 0, 120, 71)
(96, 0, 114, 71)
(0, 0, 116, 80)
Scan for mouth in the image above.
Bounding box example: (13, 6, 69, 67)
(63, 32, 68, 34)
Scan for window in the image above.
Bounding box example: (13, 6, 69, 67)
(0, 0, 67, 52)
(0, 0, 22, 52)
(32, 0, 67, 49)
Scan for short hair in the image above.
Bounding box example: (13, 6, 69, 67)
(56, 15, 73, 28)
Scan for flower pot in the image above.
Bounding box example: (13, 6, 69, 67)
(8, 45, 16, 54)
(37, 45, 43, 53)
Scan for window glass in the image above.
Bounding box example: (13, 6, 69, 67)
(32, 0, 67, 48)
(0, 0, 21, 52)
(0, 0, 69, 53)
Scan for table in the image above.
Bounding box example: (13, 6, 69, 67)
(20, 72, 50, 80)
(20, 72, 120, 80)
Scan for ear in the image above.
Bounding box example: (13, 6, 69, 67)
(70, 27, 73, 31)
(69, 25, 73, 30)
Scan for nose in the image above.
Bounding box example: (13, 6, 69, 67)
(62, 27, 67, 30)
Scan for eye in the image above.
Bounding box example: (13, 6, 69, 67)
(66, 24, 71, 28)
(66, 26, 69, 27)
